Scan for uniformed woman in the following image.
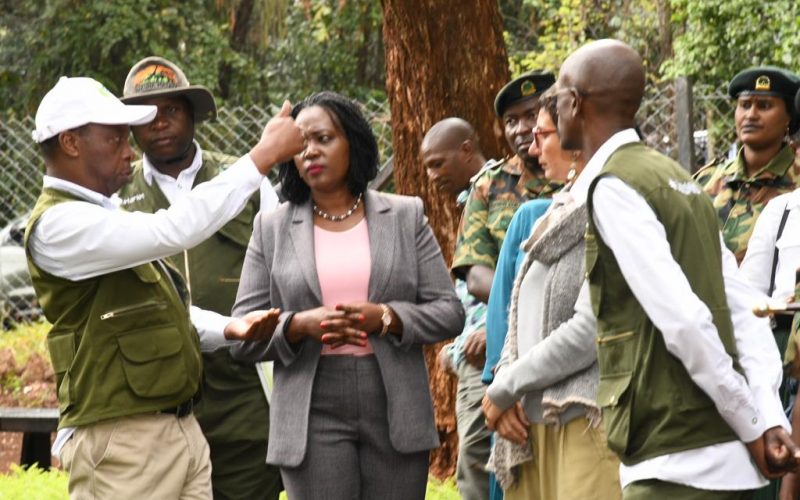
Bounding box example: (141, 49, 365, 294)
(694, 67, 800, 263)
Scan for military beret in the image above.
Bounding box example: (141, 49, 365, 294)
(796, 87, 800, 116)
(494, 71, 556, 117)
(728, 66, 800, 101)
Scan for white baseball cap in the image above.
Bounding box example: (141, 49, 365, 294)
(32, 76, 157, 143)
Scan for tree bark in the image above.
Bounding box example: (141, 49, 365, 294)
(381, 0, 510, 479)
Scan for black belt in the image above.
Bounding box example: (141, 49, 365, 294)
(158, 395, 198, 418)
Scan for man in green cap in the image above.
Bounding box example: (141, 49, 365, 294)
(694, 66, 800, 263)
(116, 57, 281, 500)
(448, 72, 561, 500)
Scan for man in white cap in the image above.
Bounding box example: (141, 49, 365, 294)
(116, 57, 281, 499)
(25, 76, 303, 499)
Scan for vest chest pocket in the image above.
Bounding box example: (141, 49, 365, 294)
(116, 326, 187, 398)
(596, 372, 633, 456)
(47, 332, 76, 414)
(584, 232, 602, 316)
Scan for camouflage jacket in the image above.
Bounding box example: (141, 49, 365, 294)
(451, 156, 562, 278)
(694, 144, 800, 262)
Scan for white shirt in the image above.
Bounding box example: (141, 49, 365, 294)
(587, 129, 787, 490)
(741, 189, 800, 301)
(34, 154, 264, 455)
(137, 141, 280, 211)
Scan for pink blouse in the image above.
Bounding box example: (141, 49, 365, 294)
(314, 218, 374, 356)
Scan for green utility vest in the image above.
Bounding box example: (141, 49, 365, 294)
(117, 152, 265, 443)
(585, 143, 741, 466)
(24, 188, 201, 429)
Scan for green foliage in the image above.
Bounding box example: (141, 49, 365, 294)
(0, 320, 49, 367)
(663, 0, 800, 86)
(263, 0, 385, 102)
(0, 0, 385, 115)
(0, 465, 68, 500)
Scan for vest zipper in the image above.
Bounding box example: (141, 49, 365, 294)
(596, 330, 634, 344)
(100, 301, 168, 320)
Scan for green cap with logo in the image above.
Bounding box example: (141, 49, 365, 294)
(121, 56, 217, 123)
(729, 66, 800, 134)
(494, 71, 555, 117)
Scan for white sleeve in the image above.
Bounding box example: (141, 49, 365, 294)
(740, 195, 787, 298)
(190, 306, 236, 353)
(259, 177, 280, 214)
(721, 239, 789, 431)
(30, 155, 263, 281)
(592, 176, 766, 442)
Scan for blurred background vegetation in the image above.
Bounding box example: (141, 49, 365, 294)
(1, 0, 799, 115)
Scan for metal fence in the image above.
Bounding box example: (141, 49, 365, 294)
(0, 83, 733, 325)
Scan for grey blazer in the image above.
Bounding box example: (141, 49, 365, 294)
(231, 189, 465, 467)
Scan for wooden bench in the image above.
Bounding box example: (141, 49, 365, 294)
(0, 407, 59, 469)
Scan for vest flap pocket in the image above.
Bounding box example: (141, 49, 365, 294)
(48, 332, 76, 374)
(597, 372, 633, 457)
(117, 326, 182, 362)
(596, 330, 636, 375)
(117, 326, 187, 398)
(131, 263, 161, 284)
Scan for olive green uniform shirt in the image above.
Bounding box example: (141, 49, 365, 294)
(451, 156, 561, 278)
(694, 144, 800, 262)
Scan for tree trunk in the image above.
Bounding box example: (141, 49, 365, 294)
(381, 0, 510, 479)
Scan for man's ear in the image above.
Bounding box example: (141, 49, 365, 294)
(460, 139, 474, 159)
(58, 131, 81, 158)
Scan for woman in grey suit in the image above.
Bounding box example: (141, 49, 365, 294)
(231, 91, 465, 500)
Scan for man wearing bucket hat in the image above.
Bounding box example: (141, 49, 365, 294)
(445, 72, 561, 500)
(694, 66, 800, 263)
(25, 75, 303, 499)
(116, 57, 281, 500)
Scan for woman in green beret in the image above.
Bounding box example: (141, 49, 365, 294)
(694, 66, 800, 264)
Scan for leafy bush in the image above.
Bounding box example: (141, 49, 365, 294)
(0, 465, 68, 500)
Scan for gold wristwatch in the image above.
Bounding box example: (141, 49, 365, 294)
(379, 303, 392, 337)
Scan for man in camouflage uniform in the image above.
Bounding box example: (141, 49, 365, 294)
(449, 72, 561, 500)
(423, 117, 495, 500)
(694, 67, 800, 263)
(117, 57, 282, 500)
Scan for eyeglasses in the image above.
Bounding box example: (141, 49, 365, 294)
(532, 127, 557, 147)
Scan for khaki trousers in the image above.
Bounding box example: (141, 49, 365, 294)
(504, 417, 622, 500)
(60, 412, 212, 500)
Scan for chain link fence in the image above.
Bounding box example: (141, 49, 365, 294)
(0, 85, 734, 326)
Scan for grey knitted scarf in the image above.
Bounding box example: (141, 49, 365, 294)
(487, 200, 600, 489)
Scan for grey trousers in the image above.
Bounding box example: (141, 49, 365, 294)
(455, 362, 491, 500)
(280, 355, 429, 500)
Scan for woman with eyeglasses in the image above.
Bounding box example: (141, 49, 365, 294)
(229, 91, 464, 500)
(482, 88, 622, 500)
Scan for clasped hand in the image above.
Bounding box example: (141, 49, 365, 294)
(288, 302, 384, 349)
(481, 393, 530, 445)
(747, 426, 800, 479)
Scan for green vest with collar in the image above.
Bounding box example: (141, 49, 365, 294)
(585, 143, 741, 466)
(117, 151, 266, 443)
(117, 151, 258, 314)
(24, 188, 202, 429)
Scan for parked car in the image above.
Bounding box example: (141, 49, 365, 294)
(0, 212, 39, 327)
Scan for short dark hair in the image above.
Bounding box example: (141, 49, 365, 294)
(277, 91, 379, 204)
(38, 124, 90, 160)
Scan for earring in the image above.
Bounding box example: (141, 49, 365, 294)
(566, 151, 579, 182)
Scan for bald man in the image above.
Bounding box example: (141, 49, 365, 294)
(555, 39, 798, 499)
(423, 117, 495, 500)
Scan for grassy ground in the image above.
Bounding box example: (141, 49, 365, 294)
(0, 466, 459, 499)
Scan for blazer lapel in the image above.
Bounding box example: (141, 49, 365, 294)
(289, 200, 323, 304)
(366, 190, 396, 303)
